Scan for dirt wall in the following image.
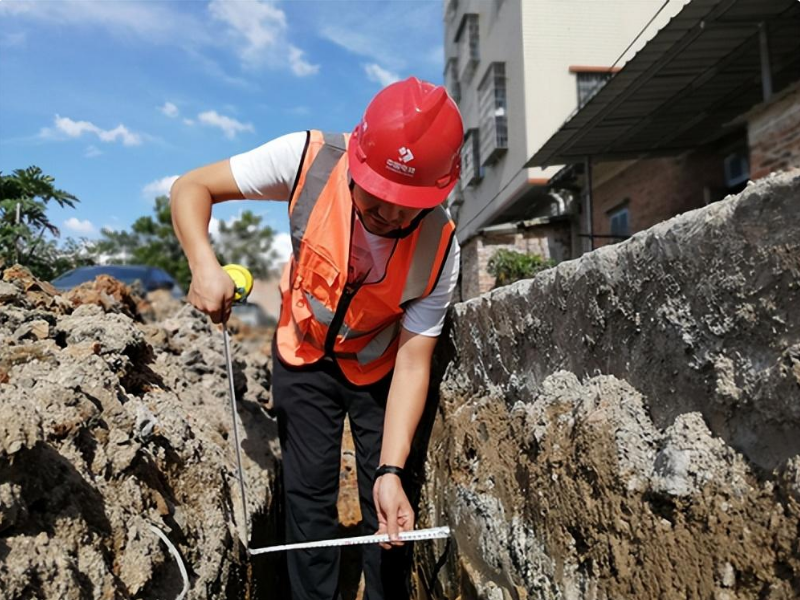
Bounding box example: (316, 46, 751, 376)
(0, 273, 279, 599)
(413, 170, 800, 599)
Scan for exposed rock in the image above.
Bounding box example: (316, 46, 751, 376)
(63, 273, 144, 320)
(414, 170, 800, 599)
(0, 267, 278, 599)
(2, 170, 798, 599)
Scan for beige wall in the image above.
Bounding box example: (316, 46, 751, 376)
(446, 0, 690, 242)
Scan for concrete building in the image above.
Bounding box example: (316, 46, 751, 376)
(528, 0, 800, 253)
(443, 0, 690, 299)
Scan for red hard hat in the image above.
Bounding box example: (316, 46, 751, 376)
(347, 76, 464, 209)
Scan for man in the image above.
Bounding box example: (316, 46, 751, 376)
(171, 77, 463, 600)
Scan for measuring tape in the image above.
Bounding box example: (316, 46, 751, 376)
(249, 526, 451, 556)
(222, 264, 254, 302)
(220, 265, 451, 557)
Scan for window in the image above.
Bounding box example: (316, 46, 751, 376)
(478, 62, 508, 165)
(608, 205, 630, 238)
(461, 129, 482, 186)
(445, 57, 461, 104)
(455, 14, 479, 83)
(576, 71, 613, 108)
(446, 0, 459, 22)
(723, 151, 749, 188)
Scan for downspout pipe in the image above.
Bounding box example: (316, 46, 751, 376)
(585, 156, 594, 253)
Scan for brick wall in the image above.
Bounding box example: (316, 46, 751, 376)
(460, 220, 572, 300)
(748, 83, 800, 181)
(590, 149, 730, 249)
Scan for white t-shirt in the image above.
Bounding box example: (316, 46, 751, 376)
(229, 131, 460, 337)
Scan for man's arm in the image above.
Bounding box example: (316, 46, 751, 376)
(170, 159, 244, 323)
(373, 326, 438, 547)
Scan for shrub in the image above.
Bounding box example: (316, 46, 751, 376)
(487, 248, 556, 288)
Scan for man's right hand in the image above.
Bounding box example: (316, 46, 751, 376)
(186, 263, 236, 324)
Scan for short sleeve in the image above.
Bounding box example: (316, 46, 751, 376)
(229, 131, 308, 201)
(401, 237, 460, 337)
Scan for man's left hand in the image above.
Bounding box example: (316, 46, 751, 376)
(373, 473, 414, 550)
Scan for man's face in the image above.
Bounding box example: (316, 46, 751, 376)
(351, 184, 423, 236)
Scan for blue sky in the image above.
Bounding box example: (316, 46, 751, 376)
(0, 0, 445, 261)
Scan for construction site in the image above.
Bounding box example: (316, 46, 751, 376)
(2, 0, 800, 598)
(1, 169, 799, 598)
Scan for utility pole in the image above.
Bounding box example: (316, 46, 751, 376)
(14, 202, 21, 265)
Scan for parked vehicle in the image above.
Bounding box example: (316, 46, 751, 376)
(51, 265, 184, 299)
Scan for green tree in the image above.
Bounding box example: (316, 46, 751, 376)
(0, 166, 82, 279)
(487, 248, 556, 289)
(215, 210, 277, 279)
(94, 199, 277, 290)
(94, 195, 192, 289)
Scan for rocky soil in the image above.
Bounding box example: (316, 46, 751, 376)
(2, 169, 798, 600)
(0, 270, 279, 599)
(411, 170, 800, 599)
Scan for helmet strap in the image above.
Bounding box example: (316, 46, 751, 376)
(349, 179, 432, 239)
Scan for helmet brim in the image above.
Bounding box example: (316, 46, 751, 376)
(347, 130, 458, 210)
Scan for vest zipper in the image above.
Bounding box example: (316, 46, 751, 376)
(325, 205, 358, 358)
(325, 282, 359, 356)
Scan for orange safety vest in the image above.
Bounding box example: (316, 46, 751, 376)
(276, 131, 456, 386)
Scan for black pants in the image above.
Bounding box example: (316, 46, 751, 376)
(271, 354, 408, 600)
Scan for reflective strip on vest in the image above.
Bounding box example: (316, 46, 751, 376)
(399, 206, 452, 305)
(303, 290, 372, 340)
(355, 321, 399, 365)
(291, 132, 347, 261)
(334, 322, 399, 366)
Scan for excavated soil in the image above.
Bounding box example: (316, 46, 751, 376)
(2, 170, 799, 600)
(0, 270, 279, 599)
(411, 170, 800, 599)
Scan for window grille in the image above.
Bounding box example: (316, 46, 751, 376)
(461, 129, 482, 186)
(446, 57, 461, 104)
(577, 72, 612, 108)
(446, 0, 459, 22)
(455, 14, 479, 83)
(478, 62, 508, 165)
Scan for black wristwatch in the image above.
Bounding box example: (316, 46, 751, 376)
(374, 464, 405, 482)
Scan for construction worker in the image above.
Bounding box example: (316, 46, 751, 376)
(170, 77, 463, 600)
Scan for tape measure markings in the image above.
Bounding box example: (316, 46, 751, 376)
(248, 526, 451, 555)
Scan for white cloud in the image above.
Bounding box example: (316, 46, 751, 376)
(85, 145, 102, 158)
(273, 232, 291, 263)
(0, 31, 27, 48)
(285, 106, 310, 116)
(0, 0, 208, 47)
(41, 115, 142, 146)
(0, 2, 35, 17)
(208, 216, 221, 240)
(160, 102, 179, 118)
(198, 110, 254, 139)
(209, 0, 318, 76)
(364, 64, 401, 88)
(288, 46, 319, 77)
(143, 175, 180, 200)
(183, 118, 196, 126)
(208, 212, 242, 240)
(64, 217, 95, 234)
(3, 0, 316, 81)
(316, 2, 443, 73)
